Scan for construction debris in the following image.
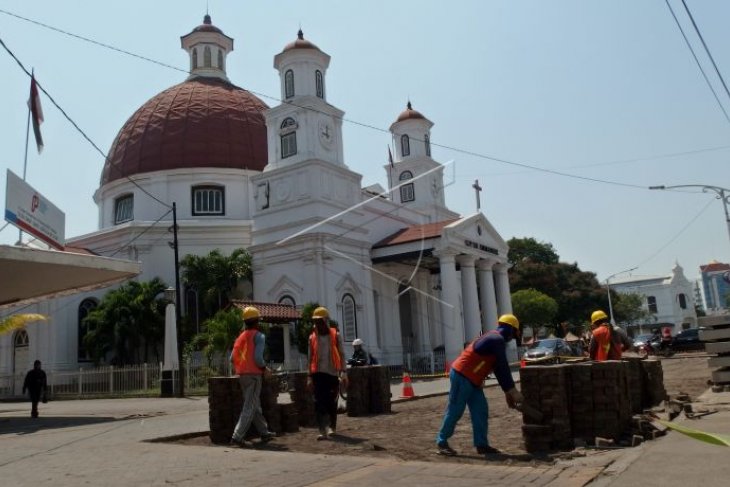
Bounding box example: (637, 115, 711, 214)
(699, 315, 730, 390)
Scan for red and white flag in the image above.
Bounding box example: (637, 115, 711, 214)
(28, 74, 44, 154)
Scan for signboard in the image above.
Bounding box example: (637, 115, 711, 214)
(4, 169, 65, 250)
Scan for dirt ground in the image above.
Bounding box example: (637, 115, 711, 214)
(172, 353, 711, 465)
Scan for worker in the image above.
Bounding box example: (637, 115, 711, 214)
(436, 314, 524, 457)
(588, 310, 625, 361)
(230, 306, 276, 447)
(348, 338, 369, 366)
(307, 306, 347, 440)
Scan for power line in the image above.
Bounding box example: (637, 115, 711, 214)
(108, 208, 173, 257)
(0, 36, 172, 209)
(680, 0, 730, 105)
(663, 0, 730, 125)
(1, 9, 660, 191)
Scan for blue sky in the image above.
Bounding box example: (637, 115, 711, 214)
(1, 0, 729, 283)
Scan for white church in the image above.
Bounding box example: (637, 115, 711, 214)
(0, 16, 513, 378)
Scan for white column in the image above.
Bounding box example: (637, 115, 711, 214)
(494, 263, 513, 315)
(458, 255, 481, 341)
(438, 252, 463, 364)
(478, 259, 499, 332)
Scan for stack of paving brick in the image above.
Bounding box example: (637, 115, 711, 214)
(345, 365, 392, 417)
(289, 372, 316, 427)
(699, 315, 730, 391)
(567, 362, 594, 438)
(519, 364, 572, 452)
(591, 361, 631, 441)
(622, 357, 645, 414)
(279, 402, 300, 432)
(208, 377, 235, 444)
(640, 359, 666, 407)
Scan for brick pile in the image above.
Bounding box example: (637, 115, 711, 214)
(346, 366, 391, 417)
(289, 372, 316, 427)
(699, 315, 730, 391)
(519, 359, 666, 453)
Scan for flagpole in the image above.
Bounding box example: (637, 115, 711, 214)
(18, 76, 32, 245)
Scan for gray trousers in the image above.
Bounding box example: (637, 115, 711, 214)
(232, 374, 269, 441)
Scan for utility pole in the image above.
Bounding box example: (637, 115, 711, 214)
(172, 202, 184, 398)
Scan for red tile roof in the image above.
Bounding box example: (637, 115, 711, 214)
(230, 300, 300, 323)
(374, 219, 458, 248)
(701, 262, 730, 273)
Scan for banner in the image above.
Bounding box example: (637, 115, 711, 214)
(4, 169, 65, 249)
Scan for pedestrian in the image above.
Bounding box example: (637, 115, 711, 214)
(347, 338, 369, 366)
(588, 310, 627, 360)
(230, 306, 276, 447)
(306, 306, 347, 440)
(22, 360, 47, 418)
(436, 314, 525, 457)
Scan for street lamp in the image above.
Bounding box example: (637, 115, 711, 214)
(649, 184, 730, 247)
(606, 266, 638, 325)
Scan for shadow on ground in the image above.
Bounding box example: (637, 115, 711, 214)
(0, 416, 119, 435)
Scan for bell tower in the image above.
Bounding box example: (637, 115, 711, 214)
(180, 15, 233, 81)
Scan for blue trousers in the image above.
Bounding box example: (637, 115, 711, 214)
(436, 369, 489, 448)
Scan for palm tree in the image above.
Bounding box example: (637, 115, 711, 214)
(181, 248, 252, 320)
(190, 308, 244, 366)
(0, 314, 47, 336)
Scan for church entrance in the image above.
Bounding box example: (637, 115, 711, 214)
(398, 283, 417, 354)
(13, 330, 29, 395)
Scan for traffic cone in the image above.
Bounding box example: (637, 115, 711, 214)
(400, 372, 415, 399)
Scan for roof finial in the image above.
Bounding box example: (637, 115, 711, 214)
(407, 99, 412, 110)
(297, 28, 304, 40)
(204, 13, 212, 25)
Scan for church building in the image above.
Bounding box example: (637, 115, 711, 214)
(0, 16, 513, 377)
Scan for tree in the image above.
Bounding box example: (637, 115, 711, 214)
(181, 248, 252, 321)
(0, 314, 47, 336)
(507, 237, 559, 266)
(83, 278, 167, 365)
(511, 288, 558, 337)
(189, 308, 244, 365)
(295, 303, 319, 355)
(612, 292, 649, 325)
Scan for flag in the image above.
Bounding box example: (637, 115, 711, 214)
(388, 145, 394, 168)
(28, 74, 44, 154)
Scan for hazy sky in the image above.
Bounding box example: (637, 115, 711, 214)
(1, 0, 729, 283)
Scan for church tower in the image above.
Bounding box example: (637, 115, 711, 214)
(386, 102, 451, 221)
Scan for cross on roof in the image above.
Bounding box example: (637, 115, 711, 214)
(472, 179, 482, 211)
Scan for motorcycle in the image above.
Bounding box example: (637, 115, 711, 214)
(637, 336, 674, 358)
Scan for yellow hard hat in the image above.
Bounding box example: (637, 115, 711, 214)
(497, 314, 520, 330)
(591, 310, 608, 324)
(242, 306, 261, 322)
(312, 306, 329, 320)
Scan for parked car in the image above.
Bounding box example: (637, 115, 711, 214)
(671, 328, 704, 352)
(632, 334, 657, 349)
(523, 338, 576, 364)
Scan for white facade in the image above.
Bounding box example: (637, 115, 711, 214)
(611, 263, 697, 335)
(0, 21, 513, 376)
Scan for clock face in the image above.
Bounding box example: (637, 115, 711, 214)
(319, 121, 333, 149)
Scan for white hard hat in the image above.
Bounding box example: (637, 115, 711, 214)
(352, 338, 363, 346)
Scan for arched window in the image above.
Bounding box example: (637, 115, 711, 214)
(401, 134, 410, 157)
(678, 293, 687, 309)
(192, 48, 198, 69)
(114, 194, 134, 224)
(192, 185, 225, 215)
(14, 329, 29, 348)
(78, 298, 98, 361)
(425, 133, 431, 157)
(399, 171, 415, 203)
(342, 294, 357, 342)
(280, 117, 298, 158)
(217, 49, 224, 69)
(204, 46, 212, 67)
(315, 70, 324, 98)
(278, 295, 296, 307)
(285, 70, 295, 98)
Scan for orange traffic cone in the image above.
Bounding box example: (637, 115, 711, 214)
(400, 372, 415, 399)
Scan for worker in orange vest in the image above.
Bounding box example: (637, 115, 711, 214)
(436, 314, 525, 457)
(306, 306, 347, 441)
(230, 306, 275, 447)
(588, 310, 620, 361)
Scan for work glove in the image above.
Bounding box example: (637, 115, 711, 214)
(505, 388, 524, 409)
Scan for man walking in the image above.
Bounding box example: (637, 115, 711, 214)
(436, 314, 524, 457)
(23, 360, 47, 418)
(230, 306, 275, 446)
(588, 310, 629, 361)
(306, 306, 347, 440)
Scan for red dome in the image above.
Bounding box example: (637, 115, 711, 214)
(101, 77, 268, 185)
(282, 29, 321, 53)
(395, 101, 427, 123)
